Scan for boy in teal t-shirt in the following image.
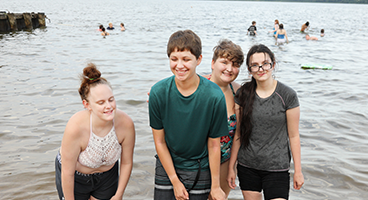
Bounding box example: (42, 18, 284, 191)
(149, 30, 228, 200)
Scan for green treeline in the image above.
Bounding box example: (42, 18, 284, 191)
(233, 0, 368, 3)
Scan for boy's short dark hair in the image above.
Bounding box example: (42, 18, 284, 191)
(212, 39, 244, 68)
(252, 21, 256, 25)
(167, 30, 202, 59)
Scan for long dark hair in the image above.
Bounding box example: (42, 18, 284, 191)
(236, 44, 275, 148)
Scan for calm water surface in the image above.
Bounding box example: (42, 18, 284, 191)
(1, 0, 368, 199)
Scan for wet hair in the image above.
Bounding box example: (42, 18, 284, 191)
(212, 39, 244, 68)
(252, 21, 256, 25)
(279, 24, 284, 29)
(101, 27, 106, 32)
(275, 19, 279, 25)
(235, 44, 275, 148)
(305, 21, 309, 26)
(321, 29, 324, 33)
(121, 23, 124, 27)
(167, 30, 202, 59)
(78, 63, 110, 102)
(99, 25, 103, 29)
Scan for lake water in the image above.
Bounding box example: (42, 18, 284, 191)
(1, 0, 368, 199)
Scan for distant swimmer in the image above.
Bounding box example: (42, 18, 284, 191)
(275, 24, 289, 45)
(247, 21, 257, 36)
(120, 23, 125, 31)
(270, 19, 279, 38)
(106, 22, 114, 30)
(301, 21, 309, 32)
(98, 25, 104, 31)
(305, 34, 318, 40)
(320, 29, 325, 37)
(101, 28, 110, 36)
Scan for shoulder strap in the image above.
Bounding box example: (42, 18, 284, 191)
(230, 83, 235, 96)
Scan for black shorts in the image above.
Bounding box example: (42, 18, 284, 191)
(55, 156, 118, 200)
(237, 164, 290, 200)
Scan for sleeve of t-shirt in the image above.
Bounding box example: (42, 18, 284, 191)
(255, 26, 257, 30)
(247, 26, 251, 31)
(209, 96, 228, 138)
(149, 86, 163, 130)
(284, 86, 299, 110)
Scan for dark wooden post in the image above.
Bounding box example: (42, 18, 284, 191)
(0, 12, 10, 32)
(15, 13, 24, 30)
(23, 13, 33, 30)
(38, 13, 46, 27)
(7, 13, 17, 31)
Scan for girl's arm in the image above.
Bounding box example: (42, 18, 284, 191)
(286, 106, 304, 190)
(227, 104, 241, 189)
(111, 112, 136, 199)
(152, 128, 189, 200)
(60, 114, 83, 200)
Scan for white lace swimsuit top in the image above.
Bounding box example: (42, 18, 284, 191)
(78, 114, 122, 169)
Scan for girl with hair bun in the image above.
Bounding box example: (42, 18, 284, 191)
(227, 44, 304, 200)
(55, 63, 135, 200)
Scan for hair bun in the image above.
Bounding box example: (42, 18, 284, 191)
(83, 63, 101, 81)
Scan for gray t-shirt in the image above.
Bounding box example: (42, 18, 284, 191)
(235, 81, 299, 171)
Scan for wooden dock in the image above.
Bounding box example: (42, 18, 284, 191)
(0, 12, 46, 32)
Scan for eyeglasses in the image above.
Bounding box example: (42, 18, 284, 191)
(249, 62, 273, 72)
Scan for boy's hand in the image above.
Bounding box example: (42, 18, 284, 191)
(172, 179, 189, 200)
(209, 187, 225, 200)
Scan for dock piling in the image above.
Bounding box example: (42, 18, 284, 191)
(0, 11, 46, 32)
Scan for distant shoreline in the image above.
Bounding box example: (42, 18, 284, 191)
(217, 0, 368, 4)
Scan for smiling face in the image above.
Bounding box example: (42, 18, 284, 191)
(249, 52, 275, 82)
(211, 57, 240, 85)
(169, 49, 202, 83)
(84, 84, 116, 121)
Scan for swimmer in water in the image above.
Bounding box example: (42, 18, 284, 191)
(305, 34, 318, 40)
(270, 19, 279, 38)
(301, 21, 309, 32)
(101, 28, 110, 36)
(107, 22, 114, 30)
(275, 24, 289, 45)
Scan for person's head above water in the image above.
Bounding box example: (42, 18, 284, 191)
(167, 30, 202, 59)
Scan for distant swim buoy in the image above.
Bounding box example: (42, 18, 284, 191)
(301, 64, 332, 70)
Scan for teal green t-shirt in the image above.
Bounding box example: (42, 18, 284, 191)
(149, 75, 228, 171)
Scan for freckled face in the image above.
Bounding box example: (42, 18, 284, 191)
(211, 57, 240, 84)
(169, 49, 202, 83)
(85, 84, 116, 121)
